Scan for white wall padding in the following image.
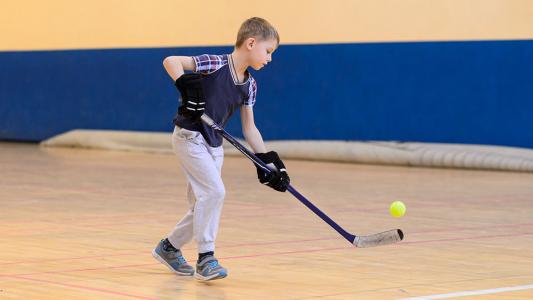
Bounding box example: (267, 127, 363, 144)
(250, 141, 533, 172)
(40, 129, 175, 154)
(41, 130, 533, 172)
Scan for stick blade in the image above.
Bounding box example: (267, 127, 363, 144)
(354, 229, 404, 248)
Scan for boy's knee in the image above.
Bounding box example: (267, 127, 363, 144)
(205, 184, 225, 202)
(213, 185, 226, 201)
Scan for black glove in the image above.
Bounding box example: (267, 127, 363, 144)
(175, 73, 206, 121)
(254, 151, 290, 192)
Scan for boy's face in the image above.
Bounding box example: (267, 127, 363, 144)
(246, 38, 278, 70)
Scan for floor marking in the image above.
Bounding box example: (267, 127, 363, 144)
(1, 231, 533, 278)
(402, 284, 533, 299)
(9, 275, 155, 300)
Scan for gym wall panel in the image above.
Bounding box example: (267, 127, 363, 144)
(2, 40, 533, 148)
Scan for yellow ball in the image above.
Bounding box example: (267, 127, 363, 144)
(390, 201, 406, 218)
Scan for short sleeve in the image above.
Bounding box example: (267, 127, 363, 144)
(244, 76, 257, 107)
(192, 54, 227, 73)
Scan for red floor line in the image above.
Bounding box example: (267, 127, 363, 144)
(221, 246, 348, 260)
(0, 251, 144, 266)
(4, 195, 531, 236)
(8, 275, 156, 300)
(400, 232, 533, 245)
(3, 222, 533, 266)
(4, 195, 528, 231)
(0, 237, 336, 267)
(410, 222, 533, 234)
(1, 231, 532, 278)
(2, 263, 160, 277)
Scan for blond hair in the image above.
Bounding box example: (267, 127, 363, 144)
(235, 17, 279, 47)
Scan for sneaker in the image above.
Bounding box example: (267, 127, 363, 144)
(194, 255, 227, 281)
(152, 239, 195, 276)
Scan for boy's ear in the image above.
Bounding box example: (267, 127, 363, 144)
(245, 38, 256, 50)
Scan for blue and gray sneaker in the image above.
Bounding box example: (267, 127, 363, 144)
(194, 255, 227, 281)
(152, 239, 195, 276)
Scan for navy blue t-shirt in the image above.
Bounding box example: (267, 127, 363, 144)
(173, 54, 257, 147)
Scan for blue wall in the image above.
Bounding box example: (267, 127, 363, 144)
(1, 40, 532, 148)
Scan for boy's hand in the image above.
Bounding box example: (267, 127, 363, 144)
(254, 151, 290, 192)
(175, 73, 206, 120)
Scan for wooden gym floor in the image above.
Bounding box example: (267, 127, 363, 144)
(0, 142, 532, 300)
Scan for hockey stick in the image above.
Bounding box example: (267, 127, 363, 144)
(200, 114, 404, 248)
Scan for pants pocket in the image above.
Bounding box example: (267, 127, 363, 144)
(175, 127, 202, 145)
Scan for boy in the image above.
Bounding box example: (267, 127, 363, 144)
(152, 17, 290, 281)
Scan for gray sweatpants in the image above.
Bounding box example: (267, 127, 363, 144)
(167, 126, 225, 253)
